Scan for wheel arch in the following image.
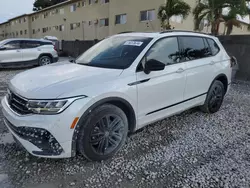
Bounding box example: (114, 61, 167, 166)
(38, 53, 53, 60)
(212, 73, 229, 93)
(71, 97, 136, 156)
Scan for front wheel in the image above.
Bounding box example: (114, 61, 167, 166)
(77, 104, 128, 161)
(200, 80, 225, 113)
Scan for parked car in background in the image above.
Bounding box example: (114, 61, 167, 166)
(2, 31, 233, 161)
(42, 36, 60, 52)
(0, 38, 58, 68)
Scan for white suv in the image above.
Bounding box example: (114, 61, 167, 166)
(0, 38, 58, 68)
(2, 31, 232, 161)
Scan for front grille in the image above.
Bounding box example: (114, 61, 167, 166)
(8, 91, 31, 115)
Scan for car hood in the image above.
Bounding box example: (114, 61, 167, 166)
(9, 61, 123, 99)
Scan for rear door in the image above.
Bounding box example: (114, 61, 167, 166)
(21, 40, 41, 62)
(0, 40, 22, 63)
(179, 36, 216, 100)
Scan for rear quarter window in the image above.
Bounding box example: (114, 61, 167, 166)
(206, 38, 220, 56)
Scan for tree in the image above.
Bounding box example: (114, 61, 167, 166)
(223, 8, 242, 35)
(33, 0, 67, 11)
(158, 0, 191, 30)
(193, 0, 248, 35)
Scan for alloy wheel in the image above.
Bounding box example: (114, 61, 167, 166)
(208, 85, 223, 112)
(40, 57, 51, 65)
(89, 115, 125, 155)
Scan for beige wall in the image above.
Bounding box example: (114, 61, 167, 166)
(9, 16, 30, 38)
(0, 0, 250, 41)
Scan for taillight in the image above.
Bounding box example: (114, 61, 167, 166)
(230, 56, 237, 68)
(53, 45, 57, 51)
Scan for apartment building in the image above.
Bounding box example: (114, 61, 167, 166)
(0, 0, 249, 41)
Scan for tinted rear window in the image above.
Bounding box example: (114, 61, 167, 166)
(179, 36, 210, 60)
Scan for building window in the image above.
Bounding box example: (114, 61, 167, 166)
(101, 0, 109, 3)
(115, 14, 127, 24)
(32, 17, 35, 22)
(89, 21, 92, 26)
(44, 12, 49, 18)
(70, 4, 77, 12)
(140, 10, 155, 21)
(59, 8, 64, 14)
(23, 17, 27, 22)
(24, 30, 27, 35)
(16, 32, 18, 36)
(33, 29, 35, 34)
(82, 0, 86, 6)
(100, 18, 109, 27)
(59, 25, 65, 31)
(70, 23, 81, 30)
(89, 0, 95, 5)
(20, 30, 23, 35)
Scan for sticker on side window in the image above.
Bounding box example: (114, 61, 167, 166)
(124, 41, 143, 46)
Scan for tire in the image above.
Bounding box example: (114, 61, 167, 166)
(39, 56, 52, 66)
(77, 104, 128, 161)
(200, 80, 225, 113)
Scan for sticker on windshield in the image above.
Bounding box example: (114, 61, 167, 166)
(124, 41, 143, 46)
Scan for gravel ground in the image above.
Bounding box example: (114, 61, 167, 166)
(0, 68, 250, 188)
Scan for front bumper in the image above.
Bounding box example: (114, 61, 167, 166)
(1, 96, 92, 158)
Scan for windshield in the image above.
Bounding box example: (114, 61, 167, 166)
(76, 36, 152, 69)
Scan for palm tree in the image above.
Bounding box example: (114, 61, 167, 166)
(193, 0, 248, 35)
(158, 0, 191, 30)
(223, 8, 241, 35)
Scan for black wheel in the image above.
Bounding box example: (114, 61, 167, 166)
(39, 56, 52, 66)
(200, 80, 225, 113)
(77, 104, 128, 161)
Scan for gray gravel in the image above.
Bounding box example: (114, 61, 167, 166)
(0, 68, 250, 188)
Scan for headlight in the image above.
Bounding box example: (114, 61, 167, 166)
(26, 96, 87, 115)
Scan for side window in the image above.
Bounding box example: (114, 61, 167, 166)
(203, 38, 213, 57)
(2, 41, 21, 50)
(207, 38, 220, 56)
(179, 37, 208, 61)
(22, 41, 41, 48)
(146, 37, 181, 66)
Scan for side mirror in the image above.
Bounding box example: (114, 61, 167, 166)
(144, 59, 165, 74)
(0, 47, 6, 51)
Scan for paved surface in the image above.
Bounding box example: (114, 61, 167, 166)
(0, 65, 250, 188)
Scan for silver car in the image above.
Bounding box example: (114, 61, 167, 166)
(0, 38, 58, 68)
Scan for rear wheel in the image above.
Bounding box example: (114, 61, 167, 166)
(200, 80, 225, 113)
(39, 56, 52, 66)
(77, 104, 128, 161)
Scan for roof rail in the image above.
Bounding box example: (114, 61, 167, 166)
(118, 31, 135, 34)
(160, 30, 210, 35)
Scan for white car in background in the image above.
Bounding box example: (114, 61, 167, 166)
(0, 38, 58, 68)
(2, 31, 232, 161)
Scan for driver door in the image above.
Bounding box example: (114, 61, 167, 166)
(136, 37, 187, 127)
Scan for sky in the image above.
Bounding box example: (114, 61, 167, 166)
(0, 0, 34, 23)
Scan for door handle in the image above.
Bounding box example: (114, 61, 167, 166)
(176, 68, 185, 73)
(16, 50, 21, 52)
(37, 48, 41, 51)
(210, 61, 215, 65)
